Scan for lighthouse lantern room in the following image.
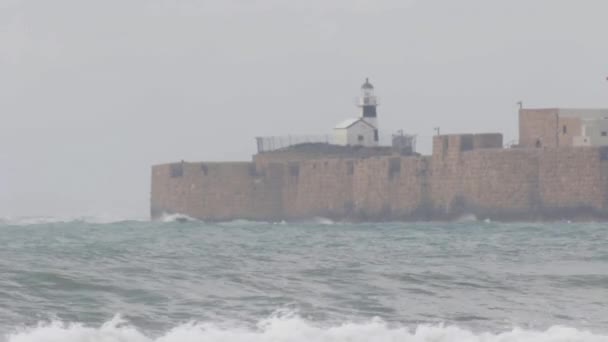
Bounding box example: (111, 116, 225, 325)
(359, 78, 379, 131)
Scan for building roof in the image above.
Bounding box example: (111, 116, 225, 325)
(361, 78, 374, 89)
(557, 108, 608, 119)
(522, 108, 608, 119)
(334, 118, 376, 129)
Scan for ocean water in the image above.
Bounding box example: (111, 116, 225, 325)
(0, 217, 607, 342)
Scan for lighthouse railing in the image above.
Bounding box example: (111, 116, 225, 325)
(255, 132, 417, 154)
(354, 96, 380, 107)
(255, 135, 334, 153)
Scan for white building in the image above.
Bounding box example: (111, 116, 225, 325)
(334, 118, 378, 146)
(334, 78, 379, 147)
(520, 108, 608, 148)
(558, 109, 608, 146)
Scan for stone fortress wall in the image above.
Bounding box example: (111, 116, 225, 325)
(151, 131, 608, 221)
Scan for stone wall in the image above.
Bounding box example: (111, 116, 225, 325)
(151, 161, 285, 221)
(151, 135, 608, 221)
(538, 147, 605, 216)
(519, 109, 587, 148)
(430, 148, 541, 219)
(557, 116, 583, 147)
(519, 109, 559, 148)
(253, 143, 411, 170)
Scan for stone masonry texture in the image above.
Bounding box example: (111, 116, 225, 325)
(151, 131, 608, 221)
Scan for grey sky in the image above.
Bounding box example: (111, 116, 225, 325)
(1, 0, 607, 219)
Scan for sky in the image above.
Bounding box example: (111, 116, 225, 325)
(1, 0, 607, 219)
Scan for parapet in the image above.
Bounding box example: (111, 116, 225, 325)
(473, 133, 503, 149)
(432, 133, 503, 158)
(253, 142, 417, 170)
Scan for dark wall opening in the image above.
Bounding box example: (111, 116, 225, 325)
(362, 106, 377, 118)
(171, 163, 183, 178)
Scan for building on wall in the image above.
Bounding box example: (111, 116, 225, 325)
(152, 129, 608, 222)
(152, 96, 608, 222)
(334, 78, 379, 147)
(334, 118, 378, 146)
(519, 108, 608, 148)
(574, 117, 608, 146)
(254, 79, 415, 153)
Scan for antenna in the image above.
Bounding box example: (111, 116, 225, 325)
(517, 101, 523, 110)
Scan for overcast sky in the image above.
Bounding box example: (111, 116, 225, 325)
(1, 0, 607, 219)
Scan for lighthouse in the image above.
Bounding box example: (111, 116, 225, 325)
(358, 78, 379, 132)
(333, 78, 380, 147)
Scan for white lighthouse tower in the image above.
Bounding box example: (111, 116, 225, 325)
(333, 78, 380, 147)
(358, 78, 379, 133)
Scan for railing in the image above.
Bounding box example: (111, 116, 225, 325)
(256, 135, 333, 153)
(256, 133, 417, 154)
(504, 139, 519, 148)
(354, 96, 380, 106)
(385, 133, 417, 153)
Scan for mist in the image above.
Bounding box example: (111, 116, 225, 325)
(1, 0, 607, 219)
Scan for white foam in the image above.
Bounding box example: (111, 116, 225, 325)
(455, 213, 478, 222)
(312, 217, 336, 225)
(216, 219, 266, 226)
(0, 215, 147, 226)
(3, 314, 607, 342)
(159, 213, 197, 223)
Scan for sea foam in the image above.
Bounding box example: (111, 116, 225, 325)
(4, 315, 607, 342)
(0, 215, 147, 226)
(159, 213, 197, 223)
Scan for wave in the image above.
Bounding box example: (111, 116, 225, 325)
(0, 215, 147, 226)
(3, 314, 606, 342)
(159, 213, 197, 223)
(454, 213, 478, 222)
(312, 217, 336, 225)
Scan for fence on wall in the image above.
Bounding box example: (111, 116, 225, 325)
(255, 132, 417, 154)
(387, 132, 417, 154)
(255, 135, 334, 153)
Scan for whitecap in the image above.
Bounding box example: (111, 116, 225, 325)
(4, 314, 607, 342)
(0, 215, 147, 226)
(159, 213, 197, 223)
(312, 217, 335, 225)
(455, 213, 478, 222)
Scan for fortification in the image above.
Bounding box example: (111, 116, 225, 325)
(151, 78, 608, 222)
(151, 130, 608, 222)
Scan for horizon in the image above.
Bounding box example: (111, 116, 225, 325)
(1, 0, 607, 218)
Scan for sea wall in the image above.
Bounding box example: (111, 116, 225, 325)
(151, 162, 284, 221)
(151, 135, 608, 221)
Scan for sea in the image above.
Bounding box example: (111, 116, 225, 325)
(0, 215, 606, 342)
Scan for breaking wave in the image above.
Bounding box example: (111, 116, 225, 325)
(0, 215, 147, 226)
(312, 217, 336, 225)
(3, 314, 607, 342)
(454, 213, 479, 222)
(159, 213, 197, 223)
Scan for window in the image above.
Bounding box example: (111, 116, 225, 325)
(171, 163, 184, 178)
(346, 161, 354, 175)
(461, 135, 474, 151)
(358, 135, 364, 142)
(602, 131, 607, 137)
(289, 163, 300, 177)
(562, 125, 567, 134)
(374, 130, 379, 142)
